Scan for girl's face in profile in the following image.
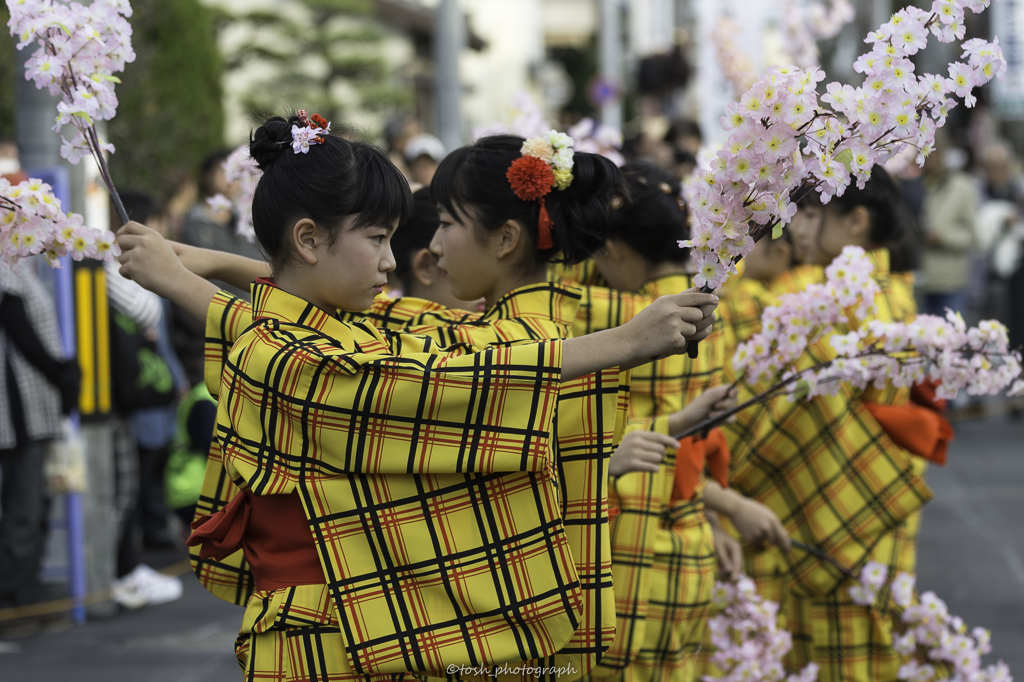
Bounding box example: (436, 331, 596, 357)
(429, 204, 501, 304)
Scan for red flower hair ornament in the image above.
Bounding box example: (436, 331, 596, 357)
(505, 131, 575, 250)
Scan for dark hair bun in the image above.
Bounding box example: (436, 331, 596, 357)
(249, 113, 412, 271)
(430, 134, 620, 265)
(249, 116, 297, 171)
(607, 161, 688, 264)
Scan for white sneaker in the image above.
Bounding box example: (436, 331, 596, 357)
(111, 564, 183, 609)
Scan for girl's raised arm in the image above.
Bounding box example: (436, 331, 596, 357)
(168, 241, 270, 291)
(116, 222, 220, 323)
(561, 291, 717, 381)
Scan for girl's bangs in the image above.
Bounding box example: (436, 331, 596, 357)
(351, 143, 413, 229)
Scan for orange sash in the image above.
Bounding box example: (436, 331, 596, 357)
(911, 379, 948, 414)
(671, 428, 731, 504)
(864, 401, 953, 466)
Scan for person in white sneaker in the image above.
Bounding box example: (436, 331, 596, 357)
(110, 563, 182, 610)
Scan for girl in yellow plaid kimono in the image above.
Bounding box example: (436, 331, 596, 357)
(116, 123, 719, 682)
(557, 162, 782, 682)
(730, 165, 933, 682)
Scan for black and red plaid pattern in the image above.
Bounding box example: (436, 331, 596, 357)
(198, 283, 626, 679)
(730, 250, 932, 599)
(563, 274, 725, 679)
(216, 282, 588, 674)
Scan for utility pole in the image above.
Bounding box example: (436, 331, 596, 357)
(598, 0, 624, 129)
(435, 0, 465, 154)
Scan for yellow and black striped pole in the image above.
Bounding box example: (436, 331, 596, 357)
(74, 262, 112, 418)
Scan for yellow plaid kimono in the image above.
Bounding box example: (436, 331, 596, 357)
(570, 275, 723, 682)
(196, 283, 624, 681)
(732, 251, 932, 681)
(884, 270, 926, 577)
(549, 260, 606, 288)
(214, 281, 593, 678)
(716, 277, 776, 472)
(344, 282, 625, 679)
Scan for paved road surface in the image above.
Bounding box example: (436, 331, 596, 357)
(3, 416, 1023, 680)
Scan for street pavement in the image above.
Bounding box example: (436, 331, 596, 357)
(2, 415, 1023, 680)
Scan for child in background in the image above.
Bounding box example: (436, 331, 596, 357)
(732, 166, 932, 681)
(561, 162, 785, 682)
(383, 187, 484, 310)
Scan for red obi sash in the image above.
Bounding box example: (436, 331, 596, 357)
(864, 381, 953, 466)
(187, 489, 324, 592)
(671, 428, 731, 504)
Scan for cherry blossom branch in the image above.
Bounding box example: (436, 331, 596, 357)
(10, 0, 136, 231)
(850, 566, 1011, 682)
(682, 0, 1007, 292)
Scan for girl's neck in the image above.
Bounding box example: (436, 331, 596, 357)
(645, 260, 689, 282)
(482, 262, 549, 309)
(274, 267, 335, 315)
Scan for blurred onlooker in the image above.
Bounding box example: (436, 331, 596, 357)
(163, 383, 216, 528)
(0, 261, 79, 637)
(976, 140, 1024, 352)
(664, 118, 702, 157)
(979, 139, 1024, 205)
(159, 169, 198, 241)
(175, 150, 264, 387)
(384, 113, 422, 183)
(180, 150, 263, 286)
(107, 192, 187, 609)
(0, 140, 27, 184)
(403, 133, 445, 187)
(918, 139, 978, 317)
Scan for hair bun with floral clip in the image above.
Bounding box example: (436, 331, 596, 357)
(506, 131, 574, 250)
(290, 109, 331, 155)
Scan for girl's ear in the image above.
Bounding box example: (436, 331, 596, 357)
(847, 205, 871, 241)
(493, 219, 525, 260)
(291, 218, 320, 265)
(411, 248, 436, 287)
(773, 239, 793, 268)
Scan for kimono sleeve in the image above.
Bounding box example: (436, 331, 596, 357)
(204, 291, 252, 398)
(218, 332, 564, 492)
(341, 295, 468, 331)
(572, 285, 651, 337)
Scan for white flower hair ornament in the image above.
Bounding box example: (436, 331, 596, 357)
(506, 131, 575, 250)
(289, 110, 331, 154)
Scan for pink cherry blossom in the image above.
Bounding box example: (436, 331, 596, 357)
(719, 246, 1023, 433)
(703, 574, 816, 682)
(8, 0, 136, 261)
(685, 0, 1006, 294)
(206, 144, 263, 242)
(0, 178, 116, 265)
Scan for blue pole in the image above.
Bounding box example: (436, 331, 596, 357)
(39, 167, 87, 625)
(56, 257, 86, 625)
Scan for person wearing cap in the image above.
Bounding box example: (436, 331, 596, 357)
(403, 132, 445, 186)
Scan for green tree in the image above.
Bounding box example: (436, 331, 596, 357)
(107, 0, 225, 198)
(223, 0, 410, 125)
(0, 7, 14, 141)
